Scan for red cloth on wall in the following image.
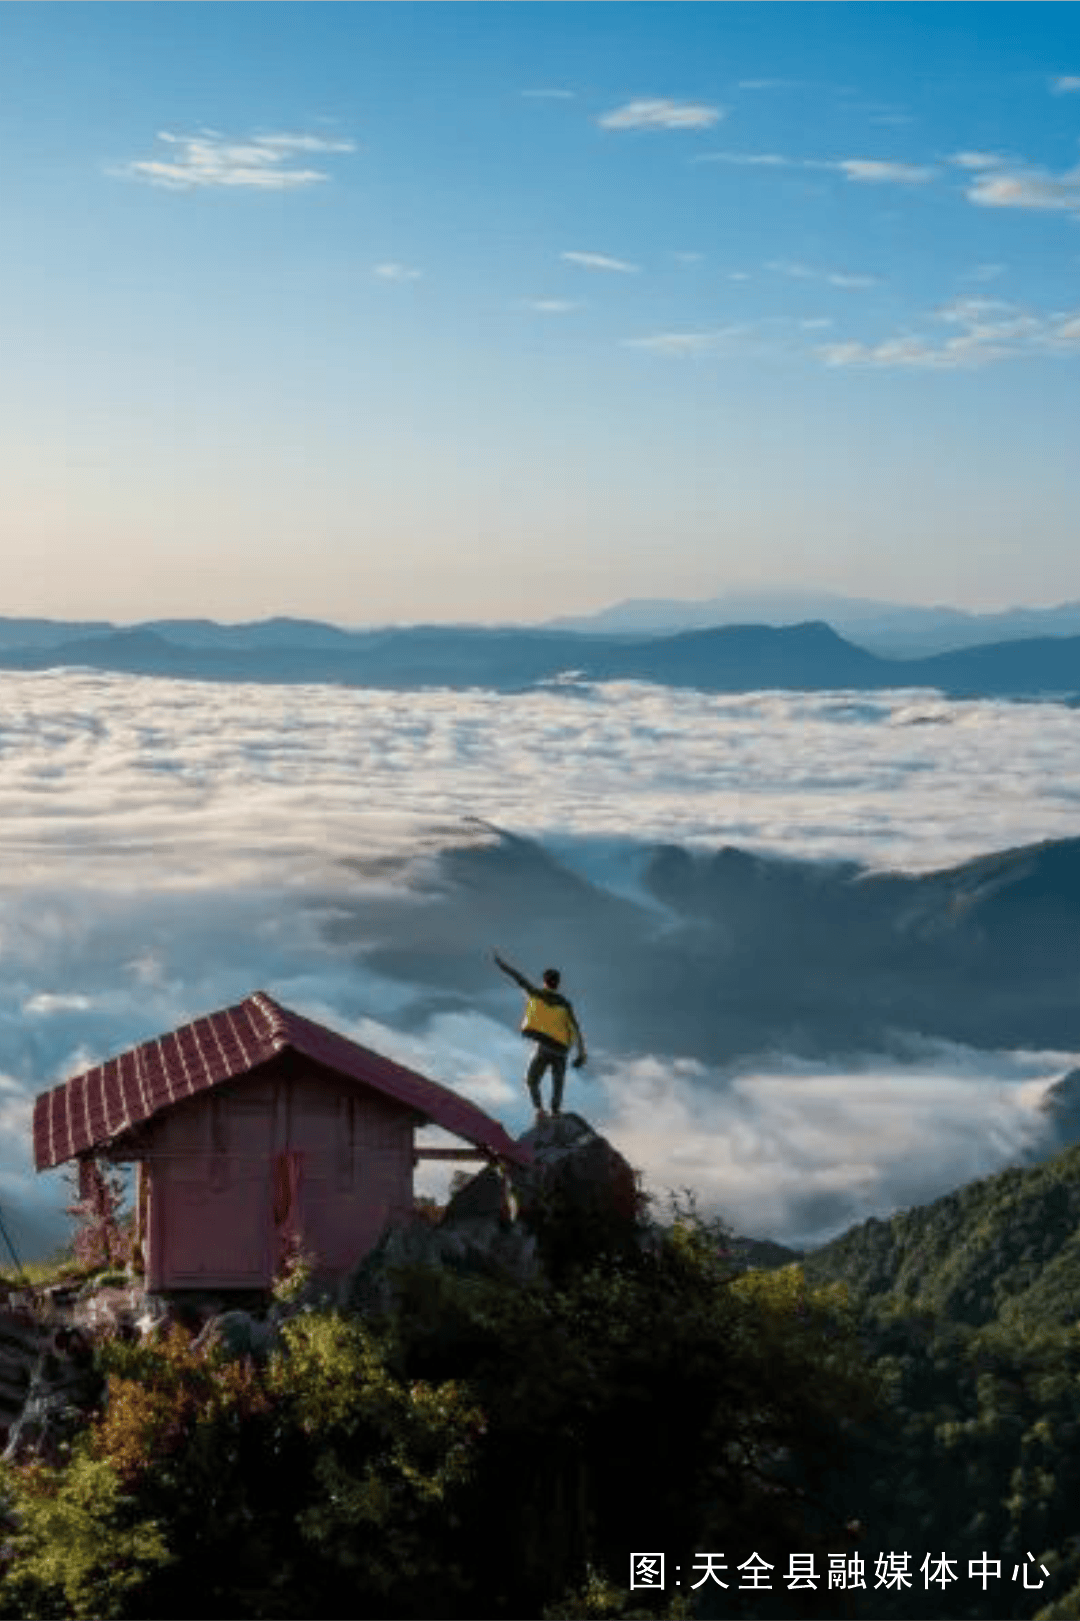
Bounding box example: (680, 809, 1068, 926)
(272, 1150, 303, 1225)
(272, 1149, 304, 1274)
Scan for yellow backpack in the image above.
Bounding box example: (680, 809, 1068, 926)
(522, 995, 574, 1049)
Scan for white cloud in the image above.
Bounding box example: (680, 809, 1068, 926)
(25, 993, 92, 1016)
(964, 158, 1080, 215)
(524, 298, 580, 313)
(692, 150, 933, 185)
(597, 1051, 1062, 1250)
(521, 88, 575, 100)
(116, 129, 356, 191)
(597, 97, 724, 131)
(1051, 75, 1080, 95)
(561, 250, 640, 274)
(819, 296, 1080, 370)
(692, 150, 793, 167)
(833, 158, 935, 184)
(949, 150, 1007, 171)
(766, 260, 877, 289)
(623, 326, 747, 357)
(373, 262, 423, 282)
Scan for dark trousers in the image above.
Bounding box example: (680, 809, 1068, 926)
(526, 1044, 567, 1113)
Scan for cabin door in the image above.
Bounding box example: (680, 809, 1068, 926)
(153, 1094, 273, 1288)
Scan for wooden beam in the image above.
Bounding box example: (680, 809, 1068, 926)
(413, 1148, 491, 1161)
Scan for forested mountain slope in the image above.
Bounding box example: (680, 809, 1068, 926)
(801, 1140, 1080, 1330)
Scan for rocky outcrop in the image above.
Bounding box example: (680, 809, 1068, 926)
(340, 1115, 638, 1313)
(2, 1326, 102, 1466)
(193, 1309, 278, 1362)
(339, 1203, 540, 1318)
(0, 1308, 43, 1446)
(446, 1111, 639, 1231)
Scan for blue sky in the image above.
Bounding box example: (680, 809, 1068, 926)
(2, 3, 1080, 624)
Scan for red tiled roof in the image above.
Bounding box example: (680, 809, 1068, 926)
(34, 991, 529, 1171)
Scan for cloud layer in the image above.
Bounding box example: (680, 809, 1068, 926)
(2, 671, 1076, 1259)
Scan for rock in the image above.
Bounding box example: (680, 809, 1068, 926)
(192, 1310, 276, 1362)
(444, 1112, 638, 1230)
(438, 1112, 641, 1279)
(140, 1289, 272, 1339)
(3, 1327, 102, 1466)
(72, 1284, 146, 1341)
(506, 1113, 641, 1274)
(441, 1160, 510, 1223)
(339, 1208, 540, 1318)
(449, 1112, 638, 1242)
(515, 1110, 640, 1220)
(0, 1311, 44, 1443)
(339, 1115, 641, 1315)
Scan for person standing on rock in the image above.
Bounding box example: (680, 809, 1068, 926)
(492, 951, 587, 1118)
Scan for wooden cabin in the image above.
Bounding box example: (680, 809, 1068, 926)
(33, 990, 529, 1292)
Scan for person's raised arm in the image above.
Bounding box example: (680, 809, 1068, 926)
(491, 950, 536, 994)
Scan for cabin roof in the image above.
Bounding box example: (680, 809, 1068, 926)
(33, 990, 528, 1171)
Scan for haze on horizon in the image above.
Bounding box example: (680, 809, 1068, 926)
(2, 3, 1080, 625)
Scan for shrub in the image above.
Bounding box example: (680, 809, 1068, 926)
(0, 1453, 171, 1620)
(64, 1161, 131, 1272)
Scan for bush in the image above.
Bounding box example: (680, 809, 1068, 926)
(0, 1313, 486, 1620)
(0, 1454, 171, 1620)
(63, 1162, 132, 1273)
(0, 1210, 885, 1620)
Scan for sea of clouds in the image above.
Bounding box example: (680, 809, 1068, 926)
(2, 669, 1079, 1261)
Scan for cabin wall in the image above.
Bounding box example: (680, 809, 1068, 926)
(144, 1059, 415, 1291)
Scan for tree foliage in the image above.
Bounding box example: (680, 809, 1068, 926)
(0, 1207, 884, 1620)
(7, 1136, 1080, 1620)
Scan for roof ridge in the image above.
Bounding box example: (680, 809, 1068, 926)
(247, 990, 289, 1043)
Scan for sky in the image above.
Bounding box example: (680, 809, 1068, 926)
(2, 3, 1080, 623)
(0, 670, 1076, 1261)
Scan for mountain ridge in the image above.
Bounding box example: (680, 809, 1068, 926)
(546, 588, 1080, 656)
(1, 615, 1079, 698)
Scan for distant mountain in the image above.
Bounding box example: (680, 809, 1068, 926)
(0, 617, 117, 650)
(583, 620, 885, 689)
(139, 616, 383, 652)
(331, 824, 1080, 1077)
(547, 589, 1080, 657)
(1, 615, 1080, 699)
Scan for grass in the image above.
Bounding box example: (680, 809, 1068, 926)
(0, 1250, 111, 1292)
